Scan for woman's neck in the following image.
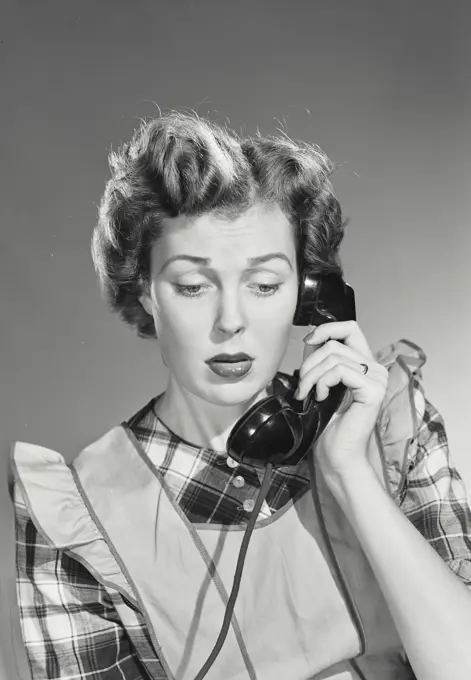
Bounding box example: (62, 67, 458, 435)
(154, 379, 273, 452)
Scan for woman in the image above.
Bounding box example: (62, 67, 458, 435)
(11, 112, 471, 679)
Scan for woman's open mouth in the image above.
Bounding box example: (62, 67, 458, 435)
(206, 353, 254, 379)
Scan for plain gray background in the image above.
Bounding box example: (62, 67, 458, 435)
(1, 1, 470, 678)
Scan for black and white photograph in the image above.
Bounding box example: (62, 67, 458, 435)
(1, 2, 470, 679)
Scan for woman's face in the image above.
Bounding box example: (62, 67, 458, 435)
(139, 202, 299, 407)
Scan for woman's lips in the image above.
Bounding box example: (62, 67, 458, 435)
(207, 360, 253, 378)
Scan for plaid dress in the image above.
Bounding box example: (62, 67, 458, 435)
(12, 352, 471, 679)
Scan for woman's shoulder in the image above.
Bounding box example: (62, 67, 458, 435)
(9, 439, 74, 515)
(9, 437, 99, 552)
(10, 434, 136, 598)
(9, 396, 153, 525)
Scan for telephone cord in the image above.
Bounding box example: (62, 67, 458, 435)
(193, 462, 274, 680)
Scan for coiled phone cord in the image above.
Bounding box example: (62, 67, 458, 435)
(193, 462, 274, 680)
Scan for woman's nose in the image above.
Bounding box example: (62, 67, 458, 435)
(213, 292, 246, 335)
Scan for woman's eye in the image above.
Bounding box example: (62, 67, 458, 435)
(172, 283, 283, 298)
(252, 284, 282, 297)
(173, 284, 207, 297)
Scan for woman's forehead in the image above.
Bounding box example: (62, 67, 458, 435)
(157, 203, 295, 257)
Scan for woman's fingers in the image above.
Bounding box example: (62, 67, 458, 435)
(297, 360, 387, 403)
(300, 339, 382, 380)
(304, 320, 374, 358)
(296, 354, 385, 401)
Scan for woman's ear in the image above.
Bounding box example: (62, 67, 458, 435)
(138, 291, 153, 317)
(138, 278, 154, 316)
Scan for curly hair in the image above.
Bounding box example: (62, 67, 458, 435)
(91, 111, 346, 338)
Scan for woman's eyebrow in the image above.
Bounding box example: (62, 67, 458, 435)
(159, 252, 293, 274)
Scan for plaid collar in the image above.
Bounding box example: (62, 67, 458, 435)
(126, 370, 311, 525)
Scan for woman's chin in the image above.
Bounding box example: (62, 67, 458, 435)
(206, 377, 272, 407)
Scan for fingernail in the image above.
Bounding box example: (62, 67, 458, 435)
(302, 325, 317, 342)
(305, 336, 322, 346)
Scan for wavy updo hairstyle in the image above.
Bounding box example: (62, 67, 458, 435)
(91, 112, 346, 338)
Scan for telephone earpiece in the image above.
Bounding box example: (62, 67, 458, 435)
(226, 271, 356, 468)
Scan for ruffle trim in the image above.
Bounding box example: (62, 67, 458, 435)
(11, 442, 137, 604)
(373, 339, 427, 499)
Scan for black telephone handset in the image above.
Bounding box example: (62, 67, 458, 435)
(227, 272, 356, 468)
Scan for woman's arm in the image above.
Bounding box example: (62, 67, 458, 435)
(297, 324, 471, 678)
(14, 507, 159, 680)
(328, 397, 471, 680)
